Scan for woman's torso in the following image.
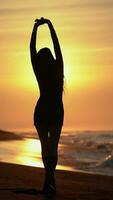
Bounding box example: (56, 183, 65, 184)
(34, 61, 64, 126)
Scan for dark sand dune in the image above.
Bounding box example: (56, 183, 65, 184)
(0, 130, 24, 141)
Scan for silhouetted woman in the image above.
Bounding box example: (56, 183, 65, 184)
(30, 18, 64, 194)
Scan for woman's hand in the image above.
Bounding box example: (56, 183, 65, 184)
(35, 17, 45, 25)
(34, 17, 51, 26)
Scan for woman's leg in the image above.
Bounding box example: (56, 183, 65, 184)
(35, 125, 62, 170)
(44, 125, 62, 194)
(47, 126, 62, 172)
(35, 126, 49, 170)
(35, 125, 62, 193)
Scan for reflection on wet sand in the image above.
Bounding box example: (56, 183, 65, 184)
(0, 138, 73, 171)
(16, 139, 43, 167)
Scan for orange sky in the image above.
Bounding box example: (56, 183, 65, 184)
(0, 0, 113, 131)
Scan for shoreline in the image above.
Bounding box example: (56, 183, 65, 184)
(0, 161, 113, 199)
(1, 160, 111, 178)
(1, 128, 113, 178)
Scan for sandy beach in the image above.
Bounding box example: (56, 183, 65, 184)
(0, 162, 113, 200)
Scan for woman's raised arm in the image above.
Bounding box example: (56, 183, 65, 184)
(30, 23, 38, 67)
(30, 18, 45, 68)
(46, 20, 63, 67)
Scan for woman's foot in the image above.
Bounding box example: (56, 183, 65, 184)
(43, 174, 56, 195)
(43, 184, 56, 195)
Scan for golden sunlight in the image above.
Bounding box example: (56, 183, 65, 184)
(1, 0, 113, 130)
(16, 139, 42, 167)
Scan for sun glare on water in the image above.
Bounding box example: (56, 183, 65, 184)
(15, 138, 74, 171)
(16, 139, 43, 167)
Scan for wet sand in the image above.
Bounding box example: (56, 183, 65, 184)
(0, 162, 113, 200)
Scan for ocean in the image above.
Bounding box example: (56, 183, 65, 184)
(0, 130, 113, 176)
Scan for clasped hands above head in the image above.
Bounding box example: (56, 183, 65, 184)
(34, 17, 51, 26)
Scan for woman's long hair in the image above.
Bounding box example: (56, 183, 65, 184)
(36, 47, 64, 95)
